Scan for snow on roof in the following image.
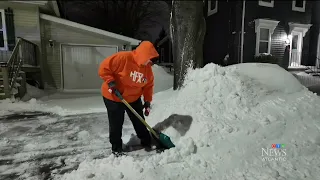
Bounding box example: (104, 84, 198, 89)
(39, 14, 141, 46)
(11, 1, 48, 6)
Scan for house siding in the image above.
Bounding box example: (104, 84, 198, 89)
(0, 3, 41, 45)
(243, 1, 312, 65)
(13, 8, 41, 45)
(270, 24, 287, 67)
(306, 1, 320, 66)
(40, 19, 130, 89)
(204, 1, 232, 66)
(204, 0, 313, 67)
(0, 3, 41, 64)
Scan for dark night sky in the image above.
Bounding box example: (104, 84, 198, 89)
(57, 0, 171, 43)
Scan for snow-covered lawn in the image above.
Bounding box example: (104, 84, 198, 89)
(1, 63, 320, 180)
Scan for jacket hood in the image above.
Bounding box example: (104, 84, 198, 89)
(132, 41, 159, 66)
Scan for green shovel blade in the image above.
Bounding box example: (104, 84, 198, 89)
(159, 133, 175, 149)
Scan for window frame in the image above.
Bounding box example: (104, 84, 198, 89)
(258, 0, 274, 8)
(0, 9, 8, 51)
(254, 19, 280, 56)
(257, 28, 271, 54)
(208, 0, 218, 16)
(292, 0, 306, 12)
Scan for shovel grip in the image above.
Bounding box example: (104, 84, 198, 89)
(114, 89, 123, 100)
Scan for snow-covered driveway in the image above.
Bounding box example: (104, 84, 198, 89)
(0, 111, 134, 180)
(2, 63, 320, 180)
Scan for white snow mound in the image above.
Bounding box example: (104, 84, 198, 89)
(62, 63, 320, 179)
(152, 64, 173, 93)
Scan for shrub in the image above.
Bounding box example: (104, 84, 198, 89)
(254, 53, 279, 64)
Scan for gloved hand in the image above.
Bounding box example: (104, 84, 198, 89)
(144, 101, 151, 116)
(107, 81, 118, 94)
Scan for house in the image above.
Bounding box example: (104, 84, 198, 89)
(0, 1, 140, 99)
(203, 0, 319, 71)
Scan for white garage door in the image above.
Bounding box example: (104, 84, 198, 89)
(61, 44, 118, 90)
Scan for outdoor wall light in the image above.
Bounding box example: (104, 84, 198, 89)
(283, 34, 292, 45)
(48, 39, 54, 48)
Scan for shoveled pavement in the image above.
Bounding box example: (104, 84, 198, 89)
(0, 111, 136, 180)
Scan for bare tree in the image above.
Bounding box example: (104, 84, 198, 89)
(170, 1, 206, 90)
(58, 0, 170, 43)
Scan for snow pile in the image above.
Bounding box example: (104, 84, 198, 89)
(21, 83, 49, 101)
(152, 64, 173, 93)
(61, 63, 320, 180)
(0, 98, 65, 116)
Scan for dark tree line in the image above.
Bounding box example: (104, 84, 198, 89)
(57, 0, 170, 43)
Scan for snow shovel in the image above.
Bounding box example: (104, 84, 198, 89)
(114, 90, 175, 149)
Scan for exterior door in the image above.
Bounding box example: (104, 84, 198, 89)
(290, 31, 302, 67)
(61, 44, 118, 90)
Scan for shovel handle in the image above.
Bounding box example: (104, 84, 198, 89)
(114, 90, 160, 139)
(114, 90, 123, 100)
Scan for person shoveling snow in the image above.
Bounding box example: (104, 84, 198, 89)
(98, 41, 174, 157)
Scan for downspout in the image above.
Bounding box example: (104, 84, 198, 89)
(240, 0, 246, 63)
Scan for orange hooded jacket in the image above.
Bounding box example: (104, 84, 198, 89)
(98, 41, 159, 103)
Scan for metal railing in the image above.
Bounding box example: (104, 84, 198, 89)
(287, 51, 320, 91)
(2, 37, 37, 95)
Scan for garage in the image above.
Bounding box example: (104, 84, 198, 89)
(61, 44, 118, 90)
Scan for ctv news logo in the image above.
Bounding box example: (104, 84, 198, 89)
(261, 144, 287, 162)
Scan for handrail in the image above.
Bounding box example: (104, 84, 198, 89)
(16, 36, 38, 46)
(6, 38, 22, 67)
(6, 38, 23, 92)
(4, 37, 38, 93)
(305, 56, 320, 76)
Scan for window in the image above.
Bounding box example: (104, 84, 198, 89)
(258, 28, 270, 54)
(0, 9, 7, 51)
(208, 0, 218, 16)
(258, 0, 274, 8)
(292, 0, 306, 12)
(254, 19, 280, 55)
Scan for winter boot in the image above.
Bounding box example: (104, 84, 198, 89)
(142, 144, 153, 152)
(141, 138, 152, 152)
(112, 151, 126, 157)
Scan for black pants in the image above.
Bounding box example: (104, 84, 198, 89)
(103, 97, 151, 152)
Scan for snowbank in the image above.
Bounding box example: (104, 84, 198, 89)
(21, 83, 49, 101)
(61, 63, 320, 180)
(0, 65, 173, 116)
(152, 64, 173, 93)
